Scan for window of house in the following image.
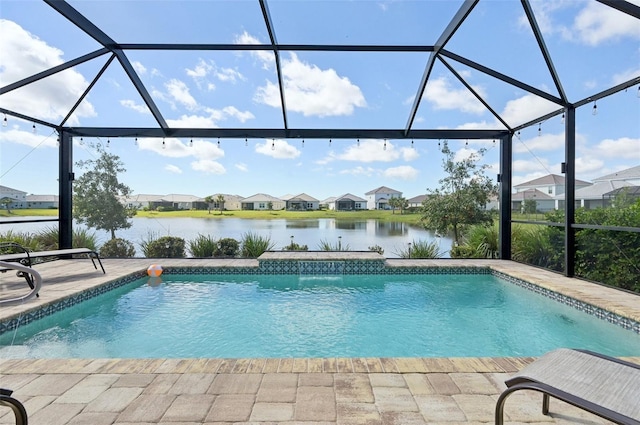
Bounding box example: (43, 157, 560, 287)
(548, 186, 553, 194)
(259, 203, 265, 209)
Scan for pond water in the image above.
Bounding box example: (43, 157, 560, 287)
(0, 217, 453, 258)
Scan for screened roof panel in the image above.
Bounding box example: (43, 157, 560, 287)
(267, 0, 463, 45)
(67, 0, 269, 44)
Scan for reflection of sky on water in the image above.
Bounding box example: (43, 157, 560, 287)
(0, 217, 452, 257)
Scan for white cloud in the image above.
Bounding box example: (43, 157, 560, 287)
(501, 94, 559, 126)
(234, 31, 274, 67)
(422, 76, 486, 114)
(191, 159, 226, 175)
(592, 137, 640, 160)
(216, 67, 244, 83)
(513, 132, 566, 154)
(0, 20, 96, 125)
(253, 52, 366, 117)
(167, 114, 217, 128)
(235, 163, 248, 172)
(186, 59, 213, 78)
(165, 79, 198, 110)
(573, 1, 640, 46)
(401, 147, 420, 161)
(164, 164, 182, 174)
(339, 166, 376, 177)
(0, 127, 57, 148)
(120, 99, 150, 114)
(137, 137, 224, 160)
(383, 165, 419, 180)
(132, 61, 147, 75)
(221, 106, 255, 123)
(612, 67, 640, 85)
(255, 139, 301, 159)
(574, 156, 605, 174)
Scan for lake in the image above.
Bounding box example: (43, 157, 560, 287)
(0, 217, 453, 258)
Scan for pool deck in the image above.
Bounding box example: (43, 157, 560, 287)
(1, 257, 639, 424)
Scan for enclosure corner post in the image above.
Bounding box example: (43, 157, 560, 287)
(59, 129, 73, 249)
(499, 132, 512, 260)
(564, 106, 576, 277)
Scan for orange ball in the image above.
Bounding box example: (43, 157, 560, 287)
(147, 264, 163, 277)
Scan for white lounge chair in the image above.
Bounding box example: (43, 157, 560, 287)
(495, 348, 640, 424)
(0, 242, 105, 274)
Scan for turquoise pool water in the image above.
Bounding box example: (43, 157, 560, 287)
(1, 273, 639, 358)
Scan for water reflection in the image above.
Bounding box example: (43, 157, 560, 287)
(0, 217, 452, 258)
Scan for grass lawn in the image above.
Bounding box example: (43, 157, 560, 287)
(1, 208, 425, 225)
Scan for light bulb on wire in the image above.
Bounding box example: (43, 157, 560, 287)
(592, 101, 597, 116)
(2, 114, 7, 127)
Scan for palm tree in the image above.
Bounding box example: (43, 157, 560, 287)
(215, 194, 225, 215)
(204, 195, 213, 214)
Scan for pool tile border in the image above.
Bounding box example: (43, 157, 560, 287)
(1, 262, 639, 338)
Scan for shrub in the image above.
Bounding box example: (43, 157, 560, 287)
(241, 232, 275, 258)
(100, 238, 136, 258)
(215, 237, 240, 257)
(0, 230, 42, 251)
(189, 234, 217, 257)
(142, 235, 186, 258)
(34, 226, 98, 250)
(283, 241, 308, 251)
(395, 239, 444, 259)
(318, 238, 350, 251)
(368, 245, 384, 255)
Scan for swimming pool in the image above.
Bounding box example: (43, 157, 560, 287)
(2, 272, 639, 358)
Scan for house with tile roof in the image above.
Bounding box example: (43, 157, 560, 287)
(26, 194, 59, 209)
(365, 186, 402, 210)
(323, 193, 367, 211)
(0, 185, 27, 209)
(241, 193, 286, 210)
(513, 174, 592, 212)
(281, 193, 320, 210)
(203, 194, 243, 211)
(556, 165, 640, 209)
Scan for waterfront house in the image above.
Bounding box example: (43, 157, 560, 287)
(241, 193, 286, 210)
(281, 193, 320, 210)
(513, 174, 591, 212)
(26, 194, 59, 209)
(365, 186, 402, 210)
(120, 194, 165, 210)
(160, 194, 207, 210)
(324, 193, 367, 211)
(204, 193, 243, 211)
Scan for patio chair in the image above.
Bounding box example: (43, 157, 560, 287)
(495, 348, 640, 425)
(0, 388, 28, 425)
(0, 242, 105, 274)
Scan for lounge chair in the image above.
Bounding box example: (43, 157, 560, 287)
(0, 242, 105, 274)
(495, 348, 640, 425)
(0, 388, 28, 425)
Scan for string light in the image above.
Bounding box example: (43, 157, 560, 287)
(411, 139, 414, 149)
(538, 123, 542, 136)
(32, 122, 36, 134)
(80, 137, 84, 145)
(329, 138, 332, 147)
(189, 139, 193, 147)
(637, 86, 640, 98)
(357, 138, 360, 147)
(245, 138, 248, 147)
(2, 114, 7, 127)
(592, 101, 597, 116)
(106, 138, 110, 148)
(383, 139, 387, 151)
(465, 139, 468, 147)
(162, 138, 166, 149)
(217, 137, 220, 147)
(271, 139, 275, 150)
(134, 137, 138, 146)
(561, 113, 565, 124)
(301, 139, 304, 148)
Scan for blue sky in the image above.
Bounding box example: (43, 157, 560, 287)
(1, 0, 639, 202)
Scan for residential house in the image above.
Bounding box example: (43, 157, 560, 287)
(26, 194, 59, 209)
(513, 174, 591, 211)
(281, 193, 320, 210)
(323, 193, 367, 211)
(407, 194, 428, 209)
(204, 194, 243, 211)
(121, 194, 165, 210)
(0, 185, 27, 209)
(365, 186, 402, 210)
(160, 194, 207, 210)
(557, 165, 640, 209)
(241, 193, 286, 210)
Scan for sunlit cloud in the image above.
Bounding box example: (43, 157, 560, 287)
(0, 20, 96, 125)
(339, 166, 376, 177)
(120, 99, 150, 114)
(0, 126, 57, 148)
(132, 61, 147, 75)
(166, 79, 198, 110)
(255, 139, 301, 159)
(513, 132, 566, 154)
(592, 137, 640, 160)
(572, 1, 640, 46)
(137, 137, 224, 160)
(422, 76, 486, 114)
(234, 31, 274, 67)
(383, 165, 419, 180)
(165, 164, 182, 174)
(191, 159, 226, 175)
(235, 163, 248, 172)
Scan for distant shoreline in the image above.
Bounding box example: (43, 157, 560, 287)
(0, 208, 425, 225)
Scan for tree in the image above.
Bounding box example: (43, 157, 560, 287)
(215, 194, 225, 215)
(0, 197, 14, 214)
(73, 144, 136, 240)
(204, 195, 214, 214)
(388, 197, 399, 214)
(420, 141, 497, 245)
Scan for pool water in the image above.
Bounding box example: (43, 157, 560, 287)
(1, 274, 639, 358)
